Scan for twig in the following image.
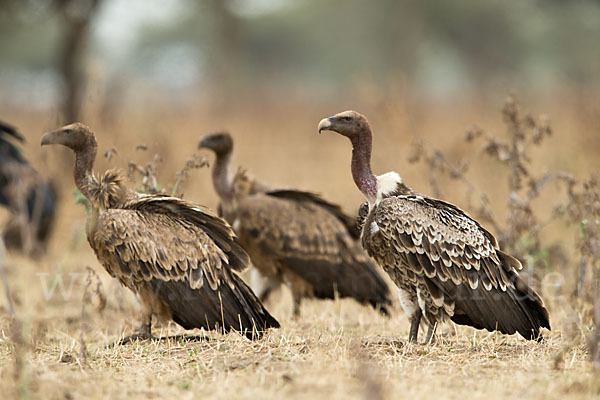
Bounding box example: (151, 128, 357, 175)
(171, 154, 209, 197)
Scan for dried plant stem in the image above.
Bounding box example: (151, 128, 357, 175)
(171, 154, 209, 197)
(80, 267, 107, 369)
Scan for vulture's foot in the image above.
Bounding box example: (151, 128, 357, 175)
(421, 324, 436, 345)
(292, 297, 302, 319)
(117, 332, 154, 345)
(108, 323, 153, 347)
(407, 311, 422, 343)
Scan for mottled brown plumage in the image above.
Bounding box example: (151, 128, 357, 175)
(41, 123, 278, 340)
(319, 110, 550, 342)
(199, 133, 392, 316)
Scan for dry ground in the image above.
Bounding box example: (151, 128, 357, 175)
(0, 255, 596, 400)
(0, 96, 598, 399)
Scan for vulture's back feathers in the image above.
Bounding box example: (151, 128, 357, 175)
(266, 189, 361, 239)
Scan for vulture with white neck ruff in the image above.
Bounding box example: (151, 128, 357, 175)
(318, 110, 550, 343)
(199, 132, 392, 317)
(41, 123, 279, 341)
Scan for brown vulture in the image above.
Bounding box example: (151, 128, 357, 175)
(198, 133, 392, 316)
(41, 123, 279, 340)
(318, 110, 550, 342)
(0, 121, 56, 254)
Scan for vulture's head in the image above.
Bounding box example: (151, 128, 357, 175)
(41, 123, 96, 152)
(198, 132, 233, 156)
(318, 110, 370, 141)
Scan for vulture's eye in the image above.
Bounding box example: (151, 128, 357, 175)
(342, 116, 352, 122)
(64, 129, 72, 135)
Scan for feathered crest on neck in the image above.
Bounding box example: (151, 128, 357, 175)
(232, 167, 251, 197)
(232, 167, 264, 199)
(86, 169, 127, 210)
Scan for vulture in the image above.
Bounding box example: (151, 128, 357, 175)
(41, 123, 279, 340)
(198, 133, 392, 316)
(0, 121, 56, 254)
(318, 110, 550, 342)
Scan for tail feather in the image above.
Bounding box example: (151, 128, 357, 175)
(449, 272, 550, 340)
(148, 272, 279, 340)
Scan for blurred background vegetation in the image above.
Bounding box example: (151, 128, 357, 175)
(1, 0, 599, 118)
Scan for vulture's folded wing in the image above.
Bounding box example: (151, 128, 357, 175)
(89, 196, 278, 336)
(232, 167, 360, 238)
(373, 195, 550, 338)
(234, 193, 391, 309)
(123, 195, 249, 272)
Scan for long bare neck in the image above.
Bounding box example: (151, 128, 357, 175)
(350, 128, 377, 203)
(74, 140, 97, 200)
(212, 150, 233, 202)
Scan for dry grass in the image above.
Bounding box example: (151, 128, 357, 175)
(0, 254, 596, 400)
(0, 94, 599, 399)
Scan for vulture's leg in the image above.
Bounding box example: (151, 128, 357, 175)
(285, 274, 305, 318)
(112, 305, 153, 346)
(250, 269, 280, 303)
(398, 288, 421, 343)
(258, 278, 281, 303)
(292, 295, 302, 318)
(408, 309, 422, 343)
(138, 318, 152, 338)
(136, 305, 153, 339)
(422, 323, 436, 345)
(115, 320, 152, 345)
(259, 286, 274, 303)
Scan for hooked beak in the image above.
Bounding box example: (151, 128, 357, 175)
(198, 136, 211, 149)
(318, 117, 334, 134)
(40, 131, 55, 146)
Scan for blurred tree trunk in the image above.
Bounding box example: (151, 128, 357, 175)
(54, 0, 102, 123)
(207, 0, 242, 107)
